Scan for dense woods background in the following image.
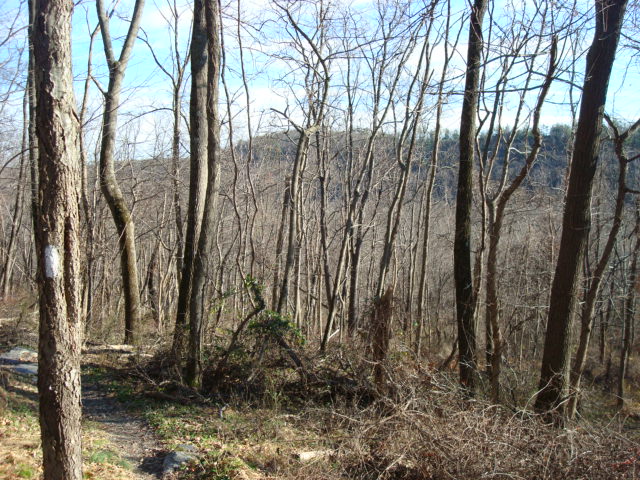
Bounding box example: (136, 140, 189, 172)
(2, 0, 640, 477)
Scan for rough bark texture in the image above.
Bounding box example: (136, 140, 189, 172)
(454, 0, 488, 393)
(32, 0, 83, 476)
(535, 0, 627, 416)
(185, 0, 222, 388)
(172, 0, 208, 362)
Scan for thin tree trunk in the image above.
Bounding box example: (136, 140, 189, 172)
(172, 84, 184, 281)
(272, 183, 290, 309)
(96, 0, 146, 344)
(484, 38, 557, 403)
(1, 87, 27, 297)
(375, 20, 432, 299)
(277, 133, 311, 314)
(79, 24, 99, 337)
(415, 10, 454, 354)
(28, 0, 38, 254)
(568, 116, 640, 417)
(618, 205, 639, 408)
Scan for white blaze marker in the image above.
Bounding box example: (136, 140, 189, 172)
(44, 245, 60, 279)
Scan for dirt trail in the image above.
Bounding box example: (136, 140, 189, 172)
(1, 344, 167, 479)
(82, 380, 166, 479)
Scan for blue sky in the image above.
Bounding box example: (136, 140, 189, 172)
(1, 0, 639, 156)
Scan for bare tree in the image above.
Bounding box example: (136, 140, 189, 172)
(96, 0, 146, 344)
(618, 201, 639, 408)
(32, 0, 83, 476)
(455, 0, 489, 393)
(139, 0, 191, 279)
(567, 115, 640, 416)
(535, 0, 628, 417)
(185, 0, 222, 387)
(172, 0, 209, 362)
(415, 0, 461, 356)
(478, 14, 559, 402)
(273, 0, 331, 322)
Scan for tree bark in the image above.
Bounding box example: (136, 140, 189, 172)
(96, 0, 146, 345)
(185, 0, 222, 388)
(172, 0, 208, 363)
(454, 0, 488, 393)
(32, 0, 83, 476)
(535, 0, 627, 416)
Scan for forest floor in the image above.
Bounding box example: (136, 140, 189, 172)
(2, 294, 640, 479)
(0, 344, 167, 479)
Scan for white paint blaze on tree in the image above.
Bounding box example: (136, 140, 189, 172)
(44, 245, 60, 279)
(32, 0, 84, 476)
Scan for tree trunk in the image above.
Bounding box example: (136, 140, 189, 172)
(172, 83, 184, 282)
(415, 17, 454, 354)
(32, 0, 83, 475)
(185, 0, 222, 388)
(96, 0, 146, 345)
(277, 133, 310, 314)
(172, 0, 208, 363)
(454, 0, 488, 393)
(28, 0, 38, 254)
(1, 88, 27, 297)
(78, 25, 100, 337)
(535, 0, 627, 416)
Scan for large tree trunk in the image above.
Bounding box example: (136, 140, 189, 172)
(96, 0, 145, 345)
(535, 0, 627, 416)
(32, 0, 84, 476)
(454, 0, 488, 393)
(172, 0, 209, 363)
(185, 0, 222, 388)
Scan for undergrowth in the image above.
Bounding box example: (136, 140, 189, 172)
(3, 302, 639, 479)
(95, 325, 640, 480)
